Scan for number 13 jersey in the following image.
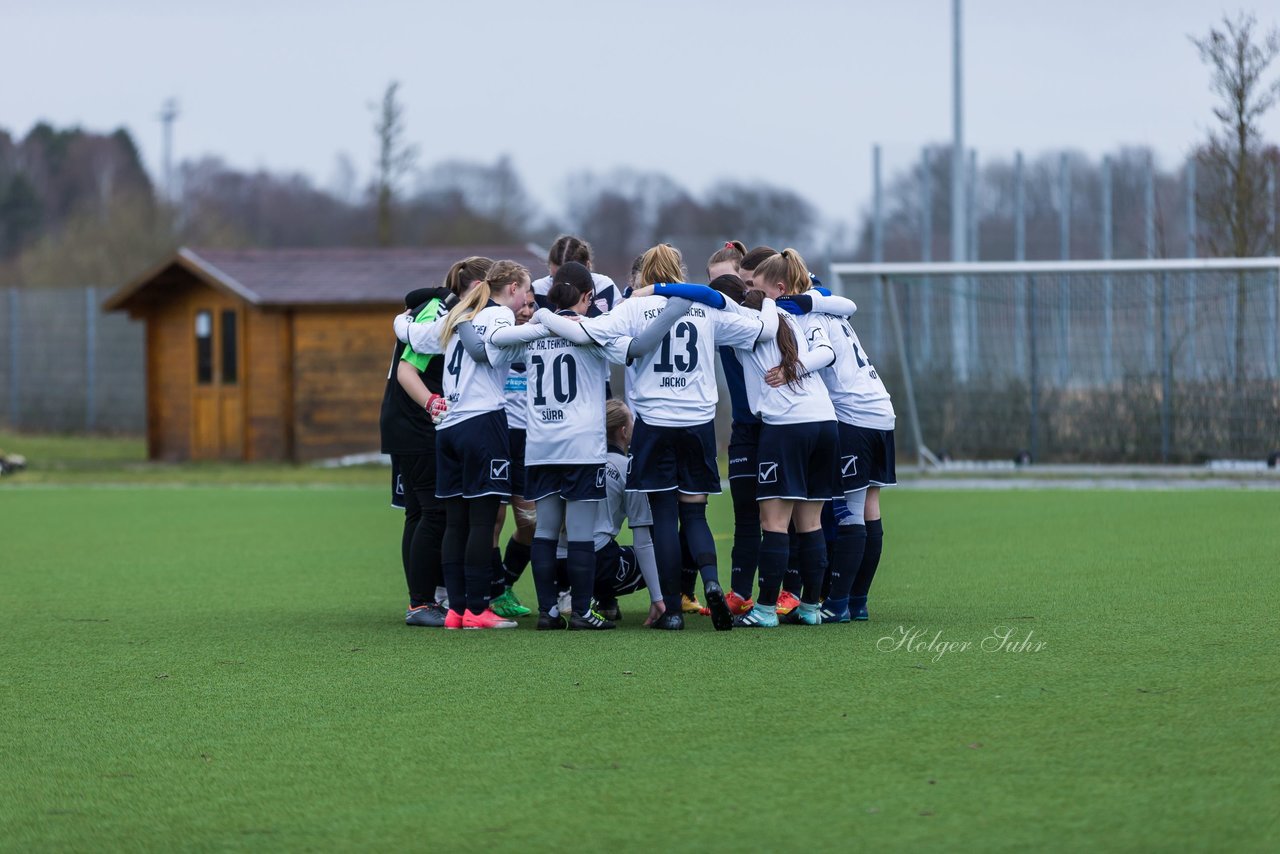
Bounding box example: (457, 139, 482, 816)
(581, 295, 765, 427)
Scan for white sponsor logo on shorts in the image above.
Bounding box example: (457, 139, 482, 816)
(758, 462, 778, 484)
(596, 467, 606, 488)
(842, 455, 858, 476)
(490, 459, 510, 480)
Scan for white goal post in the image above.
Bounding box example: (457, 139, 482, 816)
(827, 258, 1280, 466)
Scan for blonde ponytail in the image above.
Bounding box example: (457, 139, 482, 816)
(439, 259, 530, 348)
(753, 247, 812, 295)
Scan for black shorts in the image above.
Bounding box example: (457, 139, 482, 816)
(626, 417, 721, 495)
(503, 428, 528, 502)
(727, 421, 762, 481)
(756, 421, 841, 502)
(435, 410, 512, 499)
(595, 539, 645, 599)
(525, 463, 608, 502)
(838, 422, 897, 492)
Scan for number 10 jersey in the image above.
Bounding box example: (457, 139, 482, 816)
(522, 332, 628, 467)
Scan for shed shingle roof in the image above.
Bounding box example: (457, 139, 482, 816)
(105, 244, 547, 311)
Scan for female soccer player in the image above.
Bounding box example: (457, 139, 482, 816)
(591, 399, 665, 626)
(379, 256, 492, 627)
(395, 260, 551, 629)
(723, 252, 840, 627)
(490, 286, 538, 619)
(531, 262, 692, 629)
(769, 258, 896, 623)
(702, 241, 765, 615)
(546, 244, 779, 631)
(531, 234, 620, 314)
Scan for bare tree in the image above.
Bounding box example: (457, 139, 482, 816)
(1191, 12, 1280, 258)
(1191, 12, 1280, 451)
(371, 82, 418, 247)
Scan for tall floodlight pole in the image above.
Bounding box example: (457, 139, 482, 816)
(159, 98, 180, 202)
(951, 0, 965, 263)
(951, 0, 969, 381)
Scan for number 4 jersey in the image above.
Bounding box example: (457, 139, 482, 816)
(523, 331, 629, 467)
(581, 295, 766, 427)
(800, 313, 895, 431)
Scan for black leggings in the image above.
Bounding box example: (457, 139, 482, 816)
(397, 453, 444, 607)
(442, 495, 502, 615)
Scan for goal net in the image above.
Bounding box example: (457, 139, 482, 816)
(828, 259, 1280, 465)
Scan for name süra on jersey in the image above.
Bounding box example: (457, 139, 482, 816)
(540, 409, 565, 422)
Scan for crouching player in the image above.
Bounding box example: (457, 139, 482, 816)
(590, 400, 666, 626)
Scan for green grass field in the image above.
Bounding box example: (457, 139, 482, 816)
(2, 479, 1278, 851)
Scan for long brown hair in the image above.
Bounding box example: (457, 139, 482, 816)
(743, 290, 803, 388)
(440, 259, 529, 348)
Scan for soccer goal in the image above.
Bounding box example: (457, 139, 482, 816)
(827, 258, 1280, 466)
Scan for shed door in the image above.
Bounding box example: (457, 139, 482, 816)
(191, 306, 245, 460)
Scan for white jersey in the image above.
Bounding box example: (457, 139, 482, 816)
(560, 449, 655, 553)
(404, 301, 518, 430)
(503, 361, 528, 430)
(533, 272, 619, 315)
(802, 313, 896, 430)
(733, 311, 837, 425)
(581, 296, 765, 427)
(522, 329, 626, 466)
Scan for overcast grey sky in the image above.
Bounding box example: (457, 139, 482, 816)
(7, 0, 1280, 230)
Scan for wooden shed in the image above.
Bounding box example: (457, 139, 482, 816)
(104, 245, 545, 462)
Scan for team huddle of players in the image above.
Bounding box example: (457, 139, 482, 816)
(377, 236, 894, 630)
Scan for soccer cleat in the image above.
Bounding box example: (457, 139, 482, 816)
(681, 594, 706, 614)
(569, 610, 617, 631)
(851, 596, 869, 621)
(733, 605, 779, 628)
(444, 609, 465, 630)
(775, 591, 801, 615)
(702, 581, 734, 632)
(463, 608, 518, 629)
(491, 589, 532, 618)
(820, 598, 852, 624)
(537, 611, 567, 631)
(649, 612, 685, 631)
(725, 590, 755, 616)
(795, 603, 822, 626)
(599, 604, 622, 622)
(405, 603, 447, 627)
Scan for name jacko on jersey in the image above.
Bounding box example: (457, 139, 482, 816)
(581, 295, 763, 427)
(404, 302, 518, 429)
(522, 334, 622, 466)
(799, 313, 896, 431)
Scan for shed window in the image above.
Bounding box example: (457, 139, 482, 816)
(220, 310, 238, 385)
(195, 310, 213, 384)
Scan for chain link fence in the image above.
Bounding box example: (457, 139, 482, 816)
(1, 286, 145, 434)
(832, 260, 1280, 464)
